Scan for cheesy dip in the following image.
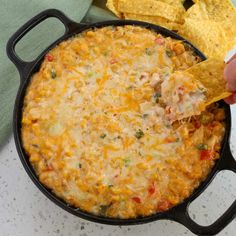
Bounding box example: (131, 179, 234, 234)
(161, 71, 207, 122)
(22, 25, 225, 218)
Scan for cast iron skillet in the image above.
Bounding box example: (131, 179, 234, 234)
(6, 9, 236, 235)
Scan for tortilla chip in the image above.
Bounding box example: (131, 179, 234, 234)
(106, 0, 123, 18)
(186, 59, 232, 105)
(118, 0, 185, 23)
(158, 0, 185, 10)
(124, 13, 181, 31)
(180, 0, 236, 59)
(178, 18, 236, 59)
(185, 0, 236, 22)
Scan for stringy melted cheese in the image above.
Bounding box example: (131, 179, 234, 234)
(161, 71, 207, 122)
(22, 26, 225, 218)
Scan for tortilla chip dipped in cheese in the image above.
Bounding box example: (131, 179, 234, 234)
(186, 59, 232, 105)
(161, 58, 232, 122)
(161, 71, 206, 122)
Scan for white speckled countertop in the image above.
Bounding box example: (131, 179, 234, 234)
(1, 33, 236, 236)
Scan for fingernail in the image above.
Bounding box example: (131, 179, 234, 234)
(226, 83, 231, 91)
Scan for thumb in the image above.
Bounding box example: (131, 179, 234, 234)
(224, 93, 236, 104)
(224, 58, 236, 91)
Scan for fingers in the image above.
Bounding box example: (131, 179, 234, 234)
(224, 93, 236, 104)
(224, 58, 236, 91)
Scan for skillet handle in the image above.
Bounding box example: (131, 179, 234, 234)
(168, 144, 236, 235)
(6, 9, 83, 80)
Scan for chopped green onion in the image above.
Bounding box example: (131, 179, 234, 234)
(78, 163, 82, 168)
(145, 48, 152, 56)
(154, 92, 161, 98)
(126, 86, 134, 90)
(87, 71, 94, 77)
(176, 137, 180, 142)
(197, 143, 208, 150)
(138, 151, 143, 157)
(166, 50, 173, 57)
(165, 124, 171, 128)
(186, 104, 193, 110)
(154, 92, 161, 102)
(103, 51, 108, 56)
(200, 113, 214, 125)
(108, 184, 113, 188)
(199, 87, 207, 93)
(124, 158, 131, 167)
(51, 69, 56, 79)
(32, 144, 39, 148)
(142, 114, 149, 118)
(100, 133, 107, 139)
(163, 72, 170, 80)
(135, 129, 144, 139)
(99, 205, 110, 216)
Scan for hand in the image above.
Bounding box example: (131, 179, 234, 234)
(224, 54, 236, 104)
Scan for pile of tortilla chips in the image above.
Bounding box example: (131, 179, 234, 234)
(107, 0, 185, 30)
(106, 0, 236, 60)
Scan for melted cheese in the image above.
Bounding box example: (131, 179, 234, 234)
(161, 71, 206, 122)
(22, 26, 225, 219)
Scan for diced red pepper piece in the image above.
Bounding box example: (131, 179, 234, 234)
(140, 74, 146, 80)
(200, 150, 213, 160)
(45, 54, 54, 62)
(132, 197, 141, 203)
(110, 59, 117, 64)
(208, 122, 219, 131)
(157, 200, 171, 212)
(148, 182, 155, 195)
(155, 37, 165, 45)
(47, 163, 54, 171)
(194, 120, 201, 129)
(165, 106, 171, 114)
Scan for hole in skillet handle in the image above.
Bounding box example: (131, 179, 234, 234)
(167, 143, 236, 236)
(15, 18, 65, 63)
(6, 9, 84, 83)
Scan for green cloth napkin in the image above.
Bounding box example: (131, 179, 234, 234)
(0, 0, 117, 148)
(83, 5, 117, 23)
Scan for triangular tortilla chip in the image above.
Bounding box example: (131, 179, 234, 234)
(106, 0, 123, 18)
(124, 13, 181, 31)
(186, 58, 232, 105)
(118, 0, 185, 23)
(158, 0, 185, 10)
(185, 0, 236, 22)
(178, 18, 236, 59)
(178, 0, 236, 59)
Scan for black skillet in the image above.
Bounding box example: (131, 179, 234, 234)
(6, 9, 236, 235)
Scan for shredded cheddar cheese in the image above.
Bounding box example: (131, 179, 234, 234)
(22, 26, 225, 219)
